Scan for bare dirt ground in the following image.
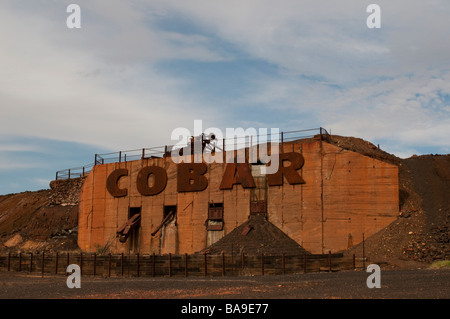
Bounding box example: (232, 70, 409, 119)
(0, 268, 449, 300)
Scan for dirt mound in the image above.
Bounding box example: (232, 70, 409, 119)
(0, 190, 79, 253)
(324, 134, 401, 166)
(0, 190, 49, 237)
(343, 153, 450, 267)
(200, 215, 311, 256)
(401, 155, 450, 262)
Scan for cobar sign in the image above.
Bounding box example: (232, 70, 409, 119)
(106, 152, 305, 197)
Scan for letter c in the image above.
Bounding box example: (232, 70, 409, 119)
(106, 168, 128, 197)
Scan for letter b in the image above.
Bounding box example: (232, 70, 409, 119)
(177, 163, 208, 192)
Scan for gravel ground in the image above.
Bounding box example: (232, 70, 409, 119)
(1, 268, 449, 299)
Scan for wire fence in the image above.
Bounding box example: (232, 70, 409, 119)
(0, 250, 366, 278)
(55, 127, 329, 180)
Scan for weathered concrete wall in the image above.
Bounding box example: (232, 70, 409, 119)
(268, 141, 399, 254)
(78, 139, 399, 254)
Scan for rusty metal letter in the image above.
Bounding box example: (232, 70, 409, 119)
(219, 163, 256, 190)
(267, 152, 305, 186)
(136, 166, 167, 196)
(106, 168, 128, 197)
(177, 163, 208, 192)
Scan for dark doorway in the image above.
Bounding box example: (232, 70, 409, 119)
(128, 207, 141, 252)
(164, 205, 177, 219)
(250, 165, 268, 216)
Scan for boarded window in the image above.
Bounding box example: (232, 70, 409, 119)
(250, 200, 267, 216)
(207, 203, 224, 231)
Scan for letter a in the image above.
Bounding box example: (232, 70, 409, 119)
(66, 264, 81, 288)
(366, 4, 381, 29)
(66, 4, 81, 29)
(366, 264, 381, 288)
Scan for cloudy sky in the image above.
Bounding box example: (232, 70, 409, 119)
(1, 0, 449, 194)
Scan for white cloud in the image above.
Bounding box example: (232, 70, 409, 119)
(0, 1, 229, 151)
(0, 0, 449, 160)
(0, 157, 44, 171)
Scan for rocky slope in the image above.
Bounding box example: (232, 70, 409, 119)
(0, 179, 82, 253)
(328, 135, 450, 267)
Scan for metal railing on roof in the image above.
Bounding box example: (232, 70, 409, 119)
(55, 127, 329, 180)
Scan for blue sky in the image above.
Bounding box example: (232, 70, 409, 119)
(1, 0, 450, 194)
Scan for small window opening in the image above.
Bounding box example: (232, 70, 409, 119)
(207, 202, 224, 231)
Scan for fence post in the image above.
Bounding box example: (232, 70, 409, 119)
(80, 252, 83, 276)
(152, 253, 155, 277)
(204, 253, 207, 277)
(108, 253, 112, 278)
(222, 252, 225, 277)
(121, 253, 124, 277)
(168, 253, 172, 277)
(353, 254, 356, 270)
(303, 252, 307, 274)
(7, 252, 10, 271)
(41, 252, 45, 277)
(282, 253, 285, 275)
(328, 250, 332, 272)
(93, 253, 97, 277)
(185, 253, 188, 278)
(261, 253, 264, 276)
(362, 232, 366, 269)
(66, 253, 70, 275)
(29, 253, 33, 273)
(136, 253, 140, 277)
(55, 252, 58, 275)
(241, 252, 245, 270)
(18, 252, 22, 272)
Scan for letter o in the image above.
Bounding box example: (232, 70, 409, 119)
(136, 166, 167, 196)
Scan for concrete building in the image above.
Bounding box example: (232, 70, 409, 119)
(77, 130, 399, 255)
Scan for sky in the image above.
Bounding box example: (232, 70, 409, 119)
(1, 0, 450, 194)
